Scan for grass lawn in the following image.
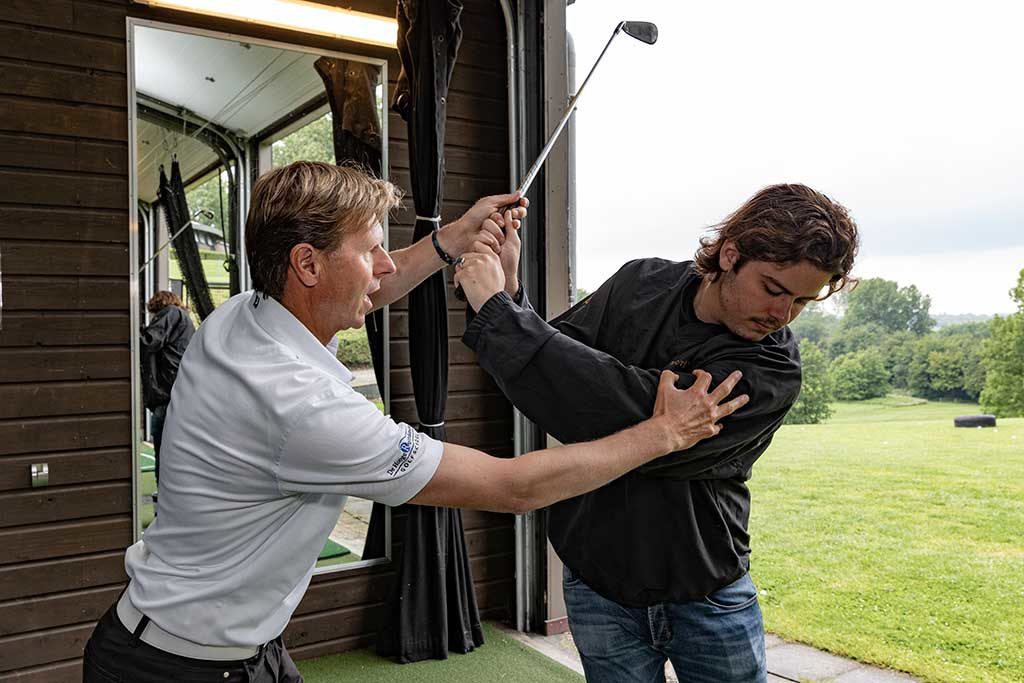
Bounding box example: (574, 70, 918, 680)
(749, 397, 1024, 682)
(168, 251, 231, 285)
(167, 252, 232, 325)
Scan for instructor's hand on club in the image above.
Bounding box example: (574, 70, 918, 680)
(453, 204, 524, 310)
(435, 191, 528, 259)
(652, 369, 749, 453)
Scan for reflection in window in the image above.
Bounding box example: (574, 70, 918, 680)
(133, 23, 391, 571)
(319, 329, 385, 566)
(268, 109, 388, 568)
(271, 112, 335, 167)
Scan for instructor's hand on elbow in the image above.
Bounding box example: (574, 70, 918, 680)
(453, 245, 505, 312)
(652, 369, 748, 452)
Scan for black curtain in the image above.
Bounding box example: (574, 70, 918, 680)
(158, 160, 215, 320)
(374, 0, 483, 663)
(314, 55, 390, 561)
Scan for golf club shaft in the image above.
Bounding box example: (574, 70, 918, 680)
(454, 23, 630, 301)
(515, 22, 627, 198)
(141, 209, 214, 272)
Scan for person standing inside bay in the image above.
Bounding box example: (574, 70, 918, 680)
(140, 290, 195, 490)
(455, 183, 860, 682)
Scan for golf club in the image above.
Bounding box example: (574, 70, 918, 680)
(141, 208, 216, 272)
(454, 20, 658, 301)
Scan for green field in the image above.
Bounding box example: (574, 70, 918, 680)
(166, 252, 233, 326)
(750, 398, 1024, 682)
(168, 250, 231, 285)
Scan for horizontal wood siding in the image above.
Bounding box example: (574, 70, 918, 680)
(0, 1, 135, 677)
(0, 0, 516, 677)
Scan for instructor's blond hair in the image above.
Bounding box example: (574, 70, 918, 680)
(246, 161, 401, 297)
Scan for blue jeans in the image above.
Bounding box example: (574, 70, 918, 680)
(563, 566, 766, 683)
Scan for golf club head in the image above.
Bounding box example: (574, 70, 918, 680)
(621, 21, 658, 45)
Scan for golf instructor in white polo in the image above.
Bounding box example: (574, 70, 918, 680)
(83, 161, 747, 682)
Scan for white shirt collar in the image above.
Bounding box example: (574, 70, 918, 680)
(248, 291, 355, 384)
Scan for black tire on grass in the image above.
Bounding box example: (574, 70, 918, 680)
(953, 414, 997, 428)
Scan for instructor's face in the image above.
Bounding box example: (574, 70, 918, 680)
(716, 248, 833, 341)
(325, 221, 395, 330)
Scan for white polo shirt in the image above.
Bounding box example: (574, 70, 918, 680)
(125, 291, 442, 647)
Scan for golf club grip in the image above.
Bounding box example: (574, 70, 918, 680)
(452, 201, 519, 302)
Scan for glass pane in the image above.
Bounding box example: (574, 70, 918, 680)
(132, 23, 390, 572)
(315, 327, 388, 568)
(317, 497, 374, 568)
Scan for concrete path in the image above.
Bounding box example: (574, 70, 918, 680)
(350, 367, 380, 399)
(497, 625, 919, 682)
(762, 633, 918, 682)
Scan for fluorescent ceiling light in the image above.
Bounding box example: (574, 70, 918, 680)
(135, 0, 398, 47)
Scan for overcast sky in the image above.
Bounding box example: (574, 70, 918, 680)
(565, 0, 1024, 315)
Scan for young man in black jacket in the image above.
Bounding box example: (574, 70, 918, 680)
(455, 184, 859, 682)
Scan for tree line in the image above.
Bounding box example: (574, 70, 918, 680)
(787, 270, 1024, 423)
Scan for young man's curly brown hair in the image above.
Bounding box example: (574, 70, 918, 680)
(694, 184, 860, 299)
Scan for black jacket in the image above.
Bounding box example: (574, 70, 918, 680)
(140, 305, 195, 410)
(463, 259, 801, 605)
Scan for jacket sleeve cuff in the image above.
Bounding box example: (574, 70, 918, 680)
(463, 290, 515, 350)
(511, 284, 526, 306)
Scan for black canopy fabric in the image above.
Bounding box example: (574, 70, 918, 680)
(314, 57, 384, 177)
(158, 160, 215, 320)
(374, 0, 483, 663)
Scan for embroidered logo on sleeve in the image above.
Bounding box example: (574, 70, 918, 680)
(387, 424, 423, 477)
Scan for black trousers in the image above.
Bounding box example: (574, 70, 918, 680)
(150, 403, 167, 484)
(83, 603, 303, 682)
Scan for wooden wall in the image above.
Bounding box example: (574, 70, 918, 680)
(0, 0, 516, 678)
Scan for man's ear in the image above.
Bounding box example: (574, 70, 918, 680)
(288, 243, 320, 288)
(718, 240, 741, 273)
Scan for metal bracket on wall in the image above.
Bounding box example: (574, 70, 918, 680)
(31, 463, 49, 488)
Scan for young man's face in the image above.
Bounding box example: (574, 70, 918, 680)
(715, 243, 833, 342)
(322, 220, 395, 330)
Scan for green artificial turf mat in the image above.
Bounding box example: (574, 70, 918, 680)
(318, 539, 352, 560)
(297, 622, 582, 682)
